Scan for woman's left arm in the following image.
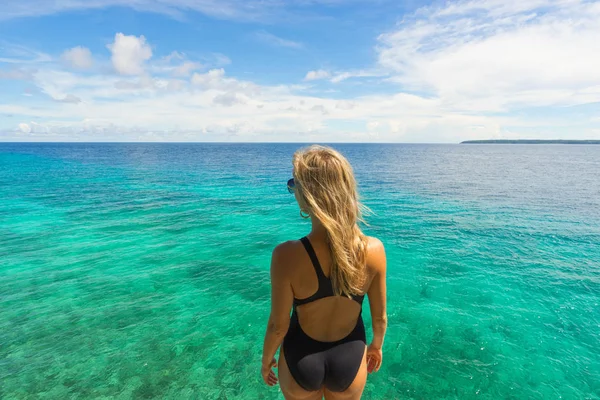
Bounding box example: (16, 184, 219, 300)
(261, 243, 294, 386)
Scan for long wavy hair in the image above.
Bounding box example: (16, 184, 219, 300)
(292, 145, 369, 296)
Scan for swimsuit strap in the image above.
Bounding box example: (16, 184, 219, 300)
(295, 236, 364, 307)
(300, 236, 328, 282)
(294, 237, 334, 306)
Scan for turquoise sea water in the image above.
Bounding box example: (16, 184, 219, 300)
(1, 143, 599, 399)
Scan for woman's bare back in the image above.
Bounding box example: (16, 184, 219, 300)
(287, 234, 379, 342)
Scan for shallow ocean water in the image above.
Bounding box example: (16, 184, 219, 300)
(1, 143, 599, 399)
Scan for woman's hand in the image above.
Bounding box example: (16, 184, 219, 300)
(366, 344, 382, 373)
(261, 358, 278, 386)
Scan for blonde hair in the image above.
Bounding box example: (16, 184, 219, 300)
(292, 145, 369, 296)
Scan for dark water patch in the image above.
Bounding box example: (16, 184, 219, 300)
(425, 259, 469, 278)
(186, 260, 224, 281)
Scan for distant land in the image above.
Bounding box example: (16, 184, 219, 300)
(460, 139, 600, 144)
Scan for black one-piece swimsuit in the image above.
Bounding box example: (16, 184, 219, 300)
(282, 236, 366, 393)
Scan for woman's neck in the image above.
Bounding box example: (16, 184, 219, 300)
(309, 216, 328, 242)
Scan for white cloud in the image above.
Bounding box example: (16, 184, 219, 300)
(18, 123, 31, 133)
(0, 43, 51, 64)
(151, 51, 207, 77)
(377, 0, 600, 111)
(213, 92, 246, 106)
(163, 51, 184, 63)
(56, 94, 82, 103)
(0, 68, 35, 80)
(329, 72, 352, 83)
(335, 100, 355, 110)
(304, 69, 384, 83)
(107, 33, 152, 75)
(255, 31, 303, 48)
(304, 70, 330, 81)
(191, 68, 226, 87)
(190, 68, 261, 96)
(172, 61, 201, 77)
(330, 70, 384, 83)
(61, 46, 93, 69)
(31, 69, 87, 102)
(310, 104, 328, 115)
(366, 121, 381, 131)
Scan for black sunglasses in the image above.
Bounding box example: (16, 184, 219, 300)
(287, 178, 296, 193)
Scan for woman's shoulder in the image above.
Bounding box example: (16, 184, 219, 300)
(271, 239, 305, 267)
(270, 240, 306, 278)
(272, 239, 302, 257)
(365, 236, 386, 272)
(365, 236, 385, 253)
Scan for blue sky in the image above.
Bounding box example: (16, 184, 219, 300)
(1, 0, 599, 142)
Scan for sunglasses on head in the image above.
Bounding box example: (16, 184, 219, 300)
(287, 178, 296, 193)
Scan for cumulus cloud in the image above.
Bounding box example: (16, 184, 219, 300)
(173, 61, 201, 77)
(304, 70, 330, 81)
(213, 92, 246, 106)
(163, 51, 184, 63)
(18, 123, 31, 133)
(107, 33, 152, 75)
(11, 121, 53, 135)
(310, 104, 328, 115)
(61, 46, 93, 69)
(191, 68, 226, 87)
(156, 52, 202, 77)
(191, 68, 260, 96)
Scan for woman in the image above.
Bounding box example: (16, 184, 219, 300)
(261, 145, 387, 400)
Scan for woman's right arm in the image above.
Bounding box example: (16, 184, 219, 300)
(366, 238, 387, 372)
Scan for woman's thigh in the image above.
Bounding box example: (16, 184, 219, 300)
(278, 348, 324, 400)
(323, 347, 367, 400)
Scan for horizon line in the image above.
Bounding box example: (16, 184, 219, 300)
(0, 141, 459, 145)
